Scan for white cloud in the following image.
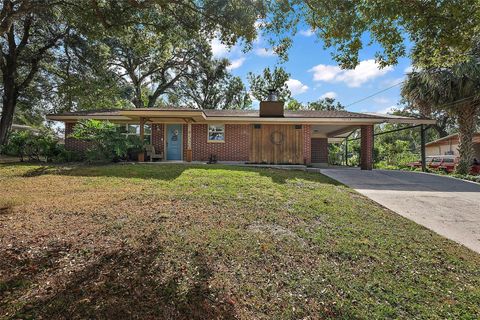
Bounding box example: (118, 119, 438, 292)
(404, 65, 414, 74)
(248, 91, 259, 103)
(286, 79, 309, 95)
(254, 47, 275, 57)
(309, 59, 393, 87)
(299, 29, 314, 37)
(320, 91, 337, 99)
(377, 106, 397, 114)
(254, 20, 265, 30)
(309, 65, 341, 82)
(373, 97, 390, 104)
(210, 38, 229, 58)
(210, 36, 240, 58)
(227, 57, 246, 71)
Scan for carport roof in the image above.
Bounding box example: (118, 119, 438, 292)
(47, 108, 435, 125)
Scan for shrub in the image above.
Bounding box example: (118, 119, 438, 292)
(51, 145, 83, 163)
(1, 129, 63, 162)
(2, 131, 30, 161)
(70, 119, 143, 162)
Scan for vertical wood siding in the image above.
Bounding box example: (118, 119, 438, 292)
(249, 124, 304, 164)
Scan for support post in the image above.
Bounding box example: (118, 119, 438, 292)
(360, 125, 374, 170)
(344, 130, 355, 167)
(138, 117, 145, 162)
(186, 121, 192, 162)
(420, 124, 426, 172)
(345, 137, 348, 166)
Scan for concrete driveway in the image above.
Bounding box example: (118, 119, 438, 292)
(320, 168, 480, 254)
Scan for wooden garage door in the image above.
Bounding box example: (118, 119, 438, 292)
(249, 124, 304, 164)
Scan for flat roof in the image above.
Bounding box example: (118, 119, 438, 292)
(47, 108, 436, 125)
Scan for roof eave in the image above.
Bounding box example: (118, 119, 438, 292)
(201, 117, 386, 124)
(46, 115, 131, 121)
(381, 118, 436, 125)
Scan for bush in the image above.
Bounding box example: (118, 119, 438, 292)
(70, 119, 143, 162)
(1, 129, 64, 162)
(51, 145, 84, 163)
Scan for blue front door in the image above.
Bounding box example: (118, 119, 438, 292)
(166, 124, 183, 160)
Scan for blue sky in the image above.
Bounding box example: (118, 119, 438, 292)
(211, 28, 412, 114)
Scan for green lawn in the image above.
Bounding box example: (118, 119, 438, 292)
(0, 163, 479, 319)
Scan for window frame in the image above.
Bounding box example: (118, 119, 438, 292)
(119, 123, 152, 144)
(207, 124, 225, 143)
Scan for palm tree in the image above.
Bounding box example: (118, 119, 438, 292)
(402, 60, 480, 174)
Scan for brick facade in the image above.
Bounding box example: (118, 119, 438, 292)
(64, 122, 93, 152)
(311, 138, 328, 163)
(303, 125, 312, 164)
(64, 122, 313, 164)
(151, 124, 164, 155)
(185, 124, 250, 162)
(360, 125, 374, 170)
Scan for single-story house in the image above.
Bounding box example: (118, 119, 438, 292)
(426, 132, 480, 159)
(47, 99, 434, 170)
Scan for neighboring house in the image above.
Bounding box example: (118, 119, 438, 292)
(47, 98, 434, 170)
(426, 132, 480, 159)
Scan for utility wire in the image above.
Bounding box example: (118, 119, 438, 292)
(345, 71, 426, 108)
(346, 70, 478, 109)
(345, 81, 404, 107)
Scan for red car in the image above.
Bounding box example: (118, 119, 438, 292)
(408, 155, 480, 175)
(436, 156, 457, 172)
(428, 156, 454, 169)
(408, 156, 435, 168)
(439, 157, 480, 175)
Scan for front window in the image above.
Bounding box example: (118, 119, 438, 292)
(208, 124, 225, 142)
(118, 124, 151, 144)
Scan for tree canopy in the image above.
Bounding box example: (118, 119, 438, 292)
(285, 97, 346, 111)
(0, 0, 267, 144)
(266, 0, 480, 68)
(247, 67, 291, 102)
(2, 0, 480, 151)
(168, 55, 251, 110)
(401, 57, 480, 173)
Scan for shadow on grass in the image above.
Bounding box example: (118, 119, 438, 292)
(1, 161, 340, 185)
(10, 238, 236, 320)
(22, 166, 56, 177)
(25, 163, 339, 185)
(0, 242, 69, 298)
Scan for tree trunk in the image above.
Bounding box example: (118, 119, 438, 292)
(0, 71, 17, 145)
(456, 101, 479, 174)
(133, 86, 143, 108)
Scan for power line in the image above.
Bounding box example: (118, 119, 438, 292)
(344, 71, 429, 108)
(345, 81, 404, 107)
(346, 70, 478, 109)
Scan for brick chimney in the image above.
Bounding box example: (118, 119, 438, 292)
(259, 89, 284, 117)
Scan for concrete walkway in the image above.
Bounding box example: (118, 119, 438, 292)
(320, 168, 480, 254)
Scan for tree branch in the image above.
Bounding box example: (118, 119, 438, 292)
(16, 14, 32, 53)
(16, 27, 68, 92)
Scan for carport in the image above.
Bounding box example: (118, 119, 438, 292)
(323, 114, 436, 171)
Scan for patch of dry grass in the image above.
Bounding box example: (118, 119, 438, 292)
(0, 163, 479, 319)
